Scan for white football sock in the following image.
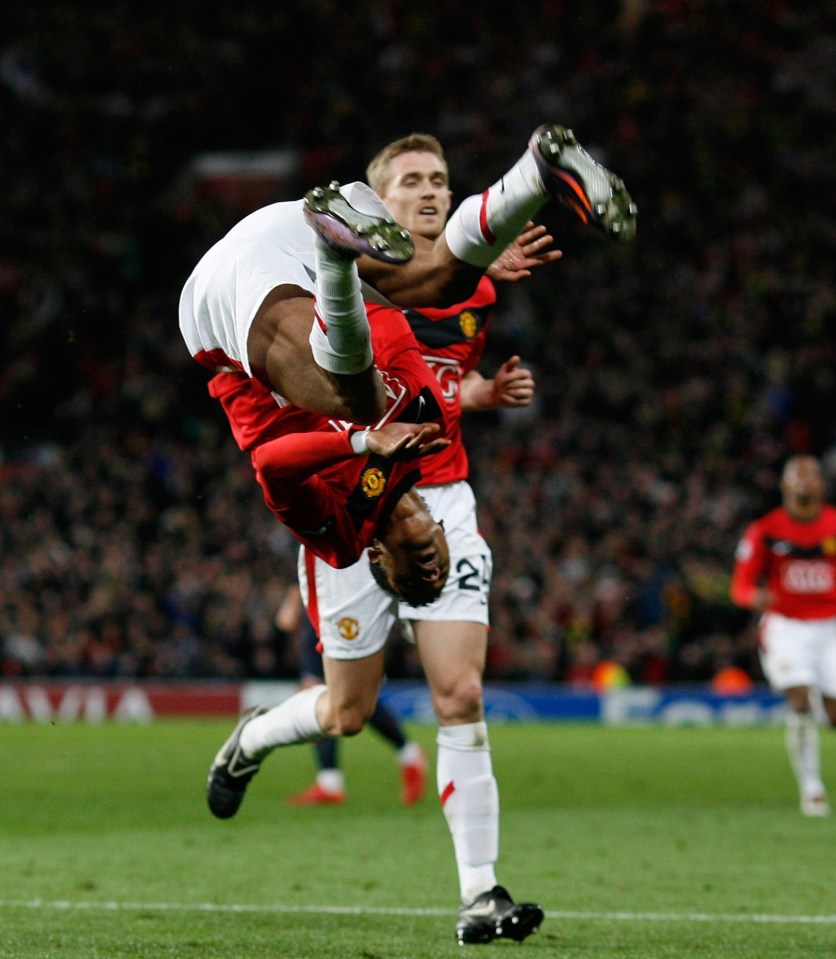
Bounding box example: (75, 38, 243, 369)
(315, 768, 346, 794)
(785, 710, 825, 797)
(437, 721, 499, 902)
(308, 239, 374, 374)
(240, 684, 326, 759)
(398, 741, 425, 767)
(444, 149, 547, 267)
(342, 181, 396, 220)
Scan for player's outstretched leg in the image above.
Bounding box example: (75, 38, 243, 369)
(206, 706, 268, 819)
(529, 124, 638, 241)
(304, 181, 415, 263)
(455, 884, 545, 945)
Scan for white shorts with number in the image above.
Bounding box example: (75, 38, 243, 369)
(759, 612, 836, 696)
(299, 480, 492, 661)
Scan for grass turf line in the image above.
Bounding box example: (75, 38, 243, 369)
(0, 720, 832, 958)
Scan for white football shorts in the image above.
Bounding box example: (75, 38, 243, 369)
(179, 183, 390, 377)
(299, 480, 492, 660)
(758, 612, 836, 696)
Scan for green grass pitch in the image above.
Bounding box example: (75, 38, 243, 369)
(1, 719, 833, 958)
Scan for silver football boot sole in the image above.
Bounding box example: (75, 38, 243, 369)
(530, 124, 637, 241)
(304, 181, 415, 262)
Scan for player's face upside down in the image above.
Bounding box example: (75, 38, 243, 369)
(370, 492, 449, 607)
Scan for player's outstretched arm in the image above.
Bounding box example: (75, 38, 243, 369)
(487, 222, 562, 283)
(364, 422, 451, 460)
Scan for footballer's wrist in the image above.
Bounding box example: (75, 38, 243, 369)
(350, 428, 371, 455)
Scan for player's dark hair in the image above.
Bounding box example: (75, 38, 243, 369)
(367, 554, 441, 608)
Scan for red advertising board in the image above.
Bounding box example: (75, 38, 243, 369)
(0, 682, 244, 722)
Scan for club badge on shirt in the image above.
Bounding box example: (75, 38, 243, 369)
(361, 467, 386, 498)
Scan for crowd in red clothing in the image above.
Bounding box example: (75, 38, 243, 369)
(2, 3, 835, 685)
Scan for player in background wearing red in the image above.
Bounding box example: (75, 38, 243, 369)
(197, 122, 637, 943)
(731, 455, 836, 816)
(363, 136, 548, 943)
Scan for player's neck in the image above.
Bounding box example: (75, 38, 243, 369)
(786, 503, 822, 523)
(389, 488, 425, 521)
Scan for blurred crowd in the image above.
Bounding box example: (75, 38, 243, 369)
(2, 2, 835, 686)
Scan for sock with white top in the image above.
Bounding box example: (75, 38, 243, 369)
(240, 684, 327, 759)
(437, 721, 499, 903)
(444, 149, 547, 267)
(398, 741, 425, 767)
(315, 768, 346, 795)
(785, 709, 825, 799)
(308, 240, 374, 374)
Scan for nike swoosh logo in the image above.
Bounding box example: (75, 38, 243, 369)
(416, 395, 426, 420)
(461, 899, 497, 918)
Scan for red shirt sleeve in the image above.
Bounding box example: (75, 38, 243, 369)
(730, 520, 766, 609)
(253, 430, 355, 483)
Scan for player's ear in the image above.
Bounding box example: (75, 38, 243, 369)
(368, 540, 383, 563)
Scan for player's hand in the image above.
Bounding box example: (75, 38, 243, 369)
(492, 356, 535, 407)
(752, 588, 775, 613)
(366, 422, 450, 460)
(487, 222, 562, 283)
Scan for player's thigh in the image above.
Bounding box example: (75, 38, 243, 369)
(248, 285, 340, 409)
(818, 619, 836, 698)
(759, 613, 817, 690)
(414, 619, 488, 701)
(322, 647, 387, 718)
(357, 237, 480, 309)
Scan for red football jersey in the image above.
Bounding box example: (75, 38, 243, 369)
(206, 305, 446, 568)
(730, 505, 836, 619)
(402, 276, 495, 486)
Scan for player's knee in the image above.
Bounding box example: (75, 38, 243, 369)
(434, 676, 483, 725)
(329, 704, 371, 737)
(785, 686, 812, 713)
(327, 368, 386, 424)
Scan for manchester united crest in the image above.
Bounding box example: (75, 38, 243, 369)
(822, 536, 836, 556)
(459, 310, 478, 338)
(361, 466, 386, 498)
(337, 617, 360, 640)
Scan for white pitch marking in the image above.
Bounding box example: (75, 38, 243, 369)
(0, 900, 833, 925)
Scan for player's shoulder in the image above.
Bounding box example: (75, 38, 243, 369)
(468, 274, 498, 307)
(744, 507, 783, 537)
(814, 503, 836, 533)
(402, 276, 496, 353)
(416, 275, 497, 319)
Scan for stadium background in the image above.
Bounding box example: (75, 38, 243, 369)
(2, 1, 835, 695)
